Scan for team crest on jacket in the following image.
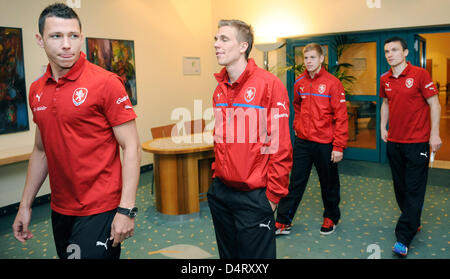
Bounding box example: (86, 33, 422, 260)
(405, 78, 414, 89)
(244, 87, 256, 103)
(73, 88, 88, 106)
(318, 84, 326, 94)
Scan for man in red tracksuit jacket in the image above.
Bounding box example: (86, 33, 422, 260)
(207, 19, 292, 259)
(275, 43, 348, 236)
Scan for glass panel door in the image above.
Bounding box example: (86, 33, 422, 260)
(339, 42, 377, 96)
(415, 35, 427, 68)
(339, 42, 378, 151)
(336, 36, 381, 162)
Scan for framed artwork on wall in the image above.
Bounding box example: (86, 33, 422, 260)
(86, 37, 137, 106)
(183, 56, 201, 75)
(0, 27, 29, 135)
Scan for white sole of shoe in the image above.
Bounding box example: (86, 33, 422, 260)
(275, 229, 291, 236)
(319, 225, 336, 235)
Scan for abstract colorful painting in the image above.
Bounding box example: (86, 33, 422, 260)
(86, 37, 137, 105)
(0, 27, 29, 135)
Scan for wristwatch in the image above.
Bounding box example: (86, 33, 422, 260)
(117, 206, 138, 218)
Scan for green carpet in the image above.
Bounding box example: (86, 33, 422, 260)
(0, 160, 448, 259)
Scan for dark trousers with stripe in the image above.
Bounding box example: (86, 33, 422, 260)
(51, 208, 121, 259)
(276, 137, 341, 226)
(207, 178, 276, 259)
(387, 141, 429, 247)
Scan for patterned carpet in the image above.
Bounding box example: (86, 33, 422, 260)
(0, 160, 448, 259)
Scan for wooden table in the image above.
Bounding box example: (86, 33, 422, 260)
(142, 133, 214, 215)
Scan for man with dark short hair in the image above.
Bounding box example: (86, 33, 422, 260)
(12, 3, 141, 259)
(380, 36, 442, 257)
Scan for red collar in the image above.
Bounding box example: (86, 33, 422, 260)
(387, 62, 411, 78)
(214, 58, 258, 85)
(304, 65, 326, 80)
(44, 52, 86, 83)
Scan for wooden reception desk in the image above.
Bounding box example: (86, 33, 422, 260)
(142, 133, 214, 215)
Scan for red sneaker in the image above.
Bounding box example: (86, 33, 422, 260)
(275, 222, 292, 235)
(320, 218, 336, 235)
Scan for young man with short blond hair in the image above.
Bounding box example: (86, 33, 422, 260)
(275, 42, 348, 236)
(207, 19, 292, 259)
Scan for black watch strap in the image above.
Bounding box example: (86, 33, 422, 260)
(117, 206, 138, 218)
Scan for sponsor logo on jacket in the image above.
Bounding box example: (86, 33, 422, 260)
(116, 95, 129, 104)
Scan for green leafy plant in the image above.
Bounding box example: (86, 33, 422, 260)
(270, 47, 305, 78)
(329, 35, 357, 94)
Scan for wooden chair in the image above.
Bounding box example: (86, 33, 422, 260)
(149, 123, 179, 195)
(151, 123, 178, 139)
(183, 119, 206, 135)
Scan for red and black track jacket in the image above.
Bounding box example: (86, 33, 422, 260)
(212, 59, 293, 204)
(293, 67, 348, 152)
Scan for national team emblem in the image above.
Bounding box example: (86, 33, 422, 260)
(244, 87, 256, 103)
(72, 88, 88, 106)
(318, 84, 327, 94)
(405, 78, 414, 89)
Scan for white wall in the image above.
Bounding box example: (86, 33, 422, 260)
(211, 0, 450, 42)
(211, 0, 450, 79)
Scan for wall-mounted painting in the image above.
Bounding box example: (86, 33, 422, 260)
(0, 27, 29, 135)
(86, 37, 137, 105)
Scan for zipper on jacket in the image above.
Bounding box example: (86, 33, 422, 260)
(308, 81, 313, 139)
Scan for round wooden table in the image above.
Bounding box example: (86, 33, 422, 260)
(142, 133, 214, 215)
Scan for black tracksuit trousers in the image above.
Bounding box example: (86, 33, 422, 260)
(207, 177, 276, 259)
(276, 137, 341, 226)
(387, 141, 429, 247)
